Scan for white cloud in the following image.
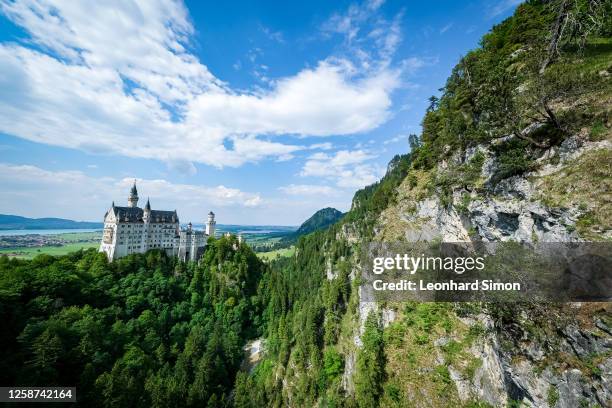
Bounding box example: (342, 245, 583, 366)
(186, 60, 398, 138)
(259, 25, 285, 43)
(440, 23, 453, 34)
(0, 163, 262, 221)
(166, 159, 197, 176)
(300, 149, 383, 189)
(323, 0, 400, 67)
(0, 0, 406, 168)
(324, 0, 387, 44)
(384, 134, 406, 145)
(279, 184, 336, 196)
(367, 0, 385, 10)
(308, 142, 334, 150)
(487, 0, 522, 18)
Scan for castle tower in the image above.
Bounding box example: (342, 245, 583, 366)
(128, 180, 139, 208)
(206, 211, 216, 236)
(143, 198, 151, 223)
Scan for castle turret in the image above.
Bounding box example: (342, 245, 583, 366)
(128, 180, 139, 208)
(206, 211, 216, 236)
(143, 198, 151, 223)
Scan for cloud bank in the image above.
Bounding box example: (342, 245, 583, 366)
(300, 149, 384, 189)
(0, 162, 262, 221)
(0, 0, 404, 168)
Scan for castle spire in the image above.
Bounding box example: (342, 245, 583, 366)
(128, 179, 139, 208)
(144, 197, 151, 211)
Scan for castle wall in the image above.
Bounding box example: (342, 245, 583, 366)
(100, 218, 180, 261)
(178, 229, 207, 262)
(99, 188, 211, 262)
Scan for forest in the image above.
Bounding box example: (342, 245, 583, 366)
(0, 235, 267, 407)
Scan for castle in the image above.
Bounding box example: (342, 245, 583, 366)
(99, 182, 216, 262)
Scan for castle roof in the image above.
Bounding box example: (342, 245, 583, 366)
(130, 181, 138, 196)
(111, 206, 178, 223)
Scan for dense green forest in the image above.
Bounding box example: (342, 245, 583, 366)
(0, 235, 267, 407)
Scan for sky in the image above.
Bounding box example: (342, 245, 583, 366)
(0, 0, 521, 225)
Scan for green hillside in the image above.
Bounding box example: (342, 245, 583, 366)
(279, 207, 345, 246)
(0, 236, 267, 407)
(294, 208, 344, 237)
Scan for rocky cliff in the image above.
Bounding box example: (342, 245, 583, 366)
(377, 134, 610, 244)
(331, 133, 611, 407)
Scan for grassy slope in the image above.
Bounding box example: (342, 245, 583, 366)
(256, 246, 295, 261)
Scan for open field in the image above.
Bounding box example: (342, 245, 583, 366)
(0, 231, 101, 259)
(256, 246, 295, 261)
(0, 228, 294, 259)
(0, 242, 100, 259)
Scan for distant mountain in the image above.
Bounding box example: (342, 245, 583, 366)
(277, 208, 344, 246)
(0, 214, 103, 230)
(294, 208, 344, 237)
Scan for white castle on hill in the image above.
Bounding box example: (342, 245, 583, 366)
(99, 182, 216, 262)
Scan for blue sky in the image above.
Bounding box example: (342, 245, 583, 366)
(0, 0, 521, 225)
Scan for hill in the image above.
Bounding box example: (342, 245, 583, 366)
(0, 214, 102, 230)
(278, 207, 344, 246)
(294, 207, 344, 237)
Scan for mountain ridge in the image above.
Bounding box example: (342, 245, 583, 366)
(294, 207, 344, 237)
(280, 207, 344, 244)
(0, 214, 103, 230)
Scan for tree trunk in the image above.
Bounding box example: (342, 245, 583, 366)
(540, 0, 571, 74)
(542, 100, 562, 130)
(515, 131, 549, 149)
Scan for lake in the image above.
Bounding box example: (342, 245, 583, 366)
(0, 229, 102, 236)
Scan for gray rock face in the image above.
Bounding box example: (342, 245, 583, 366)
(561, 324, 612, 359)
(381, 308, 396, 328)
(375, 137, 611, 406)
(391, 136, 599, 244)
(468, 197, 579, 243)
(447, 314, 612, 408)
(341, 350, 356, 395)
(553, 366, 612, 408)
